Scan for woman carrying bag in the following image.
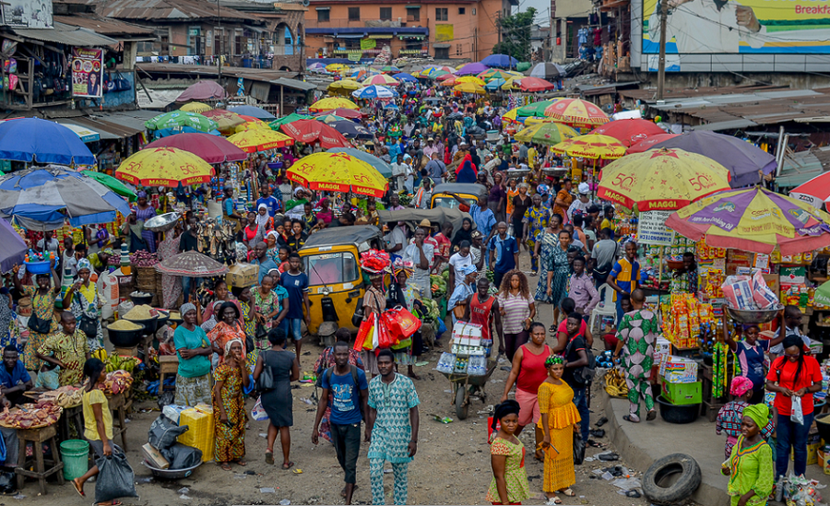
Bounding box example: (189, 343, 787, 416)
(253, 328, 298, 468)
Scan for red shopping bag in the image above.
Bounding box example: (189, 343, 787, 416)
(353, 316, 374, 352)
(383, 306, 422, 339)
(376, 317, 394, 349)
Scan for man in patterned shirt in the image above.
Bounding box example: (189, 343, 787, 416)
(613, 289, 657, 423)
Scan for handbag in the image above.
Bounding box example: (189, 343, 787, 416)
(573, 431, 586, 466)
(79, 314, 98, 338)
(452, 303, 467, 319)
(256, 350, 275, 391)
(353, 316, 374, 352)
(27, 312, 51, 334)
(351, 298, 364, 328)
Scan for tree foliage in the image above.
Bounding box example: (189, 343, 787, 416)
(492, 7, 537, 62)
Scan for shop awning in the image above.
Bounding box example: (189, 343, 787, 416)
(315, 6, 330, 10)
(369, 35, 393, 39)
(59, 123, 100, 143)
(399, 34, 425, 40)
(336, 34, 364, 39)
(405, 5, 421, 8)
(272, 77, 317, 91)
(13, 21, 118, 47)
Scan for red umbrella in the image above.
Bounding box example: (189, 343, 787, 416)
(314, 108, 364, 120)
(592, 119, 668, 147)
(176, 80, 226, 102)
(144, 133, 247, 164)
(279, 120, 350, 149)
(627, 133, 680, 153)
(519, 77, 555, 92)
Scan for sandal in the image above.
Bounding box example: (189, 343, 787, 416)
(549, 324, 557, 333)
(236, 460, 247, 466)
(560, 488, 575, 497)
(282, 461, 294, 470)
(220, 463, 232, 471)
(545, 496, 561, 505)
(265, 451, 274, 465)
(623, 415, 640, 423)
(646, 409, 657, 421)
(97, 502, 122, 506)
(587, 439, 602, 448)
(72, 478, 85, 498)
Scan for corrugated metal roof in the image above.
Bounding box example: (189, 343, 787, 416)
(271, 77, 316, 91)
(100, 0, 255, 21)
(53, 15, 155, 39)
(12, 21, 118, 46)
(691, 119, 758, 131)
(776, 148, 830, 188)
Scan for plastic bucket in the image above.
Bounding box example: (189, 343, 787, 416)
(60, 439, 90, 481)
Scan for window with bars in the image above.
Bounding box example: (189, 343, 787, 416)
(348, 7, 360, 20)
(435, 8, 448, 21)
(380, 7, 392, 20)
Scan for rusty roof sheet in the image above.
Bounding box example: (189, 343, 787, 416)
(134, 62, 301, 82)
(53, 15, 155, 38)
(95, 0, 256, 21)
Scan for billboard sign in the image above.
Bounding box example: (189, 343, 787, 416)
(642, 0, 830, 54)
(71, 48, 103, 98)
(2, 0, 52, 28)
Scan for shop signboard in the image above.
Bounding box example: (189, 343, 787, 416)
(2, 0, 52, 28)
(71, 48, 103, 98)
(638, 210, 674, 246)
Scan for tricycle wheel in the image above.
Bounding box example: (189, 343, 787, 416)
(455, 385, 468, 420)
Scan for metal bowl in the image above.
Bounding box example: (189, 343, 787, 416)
(142, 459, 202, 479)
(725, 304, 784, 324)
(542, 167, 568, 176)
(144, 212, 181, 232)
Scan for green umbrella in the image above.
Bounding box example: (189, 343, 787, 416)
(145, 111, 217, 132)
(315, 114, 347, 124)
(81, 170, 137, 201)
(269, 113, 312, 129)
(517, 99, 559, 118)
(815, 280, 830, 307)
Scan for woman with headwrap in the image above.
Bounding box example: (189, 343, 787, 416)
(207, 301, 248, 368)
(69, 258, 104, 351)
(537, 354, 581, 504)
(132, 191, 157, 252)
(12, 259, 62, 371)
(765, 334, 823, 480)
(255, 203, 274, 234)
(487, 400, 531, 505)
(213, 338, 250, 470)
(716, 376, 775, 460)
(721, 403, 774, 506)
(173, 302, 212, 407)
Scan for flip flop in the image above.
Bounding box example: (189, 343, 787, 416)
(265, 451, 274, 465)
(560, 488, 576, 497)
(595, 416, 608, 427)
(646, 409, 657, 421)
(97, 501, 121, 506)
(622, 415, 640, 423)
(236, 460, 247, 466)
(72, 478, 85, 498)
(220, 463, 232, 471)
(282, 461, 294, 470)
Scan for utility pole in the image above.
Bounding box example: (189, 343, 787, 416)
(656, 0, 668, 100)
(217, 0, 223, 97)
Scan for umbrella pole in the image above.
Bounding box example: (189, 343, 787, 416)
(658, 246, 664, 294)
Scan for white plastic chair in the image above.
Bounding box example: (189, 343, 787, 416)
(589, 283, 617, 336)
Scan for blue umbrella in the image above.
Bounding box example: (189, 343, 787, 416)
(227, 105, 276, 120)
(384, 102, 399, 110)
(0, 118, 95, 165)
(0, 217, 26, 273)
(153, 126, 222, 138)
(0, 166, 131, 230)
(481, 54, 519, 69)
(485, 78, 507, 91)
(392, 72, 417, 83)
(329, 120, 373, 140)
(352, 85, 399, 99)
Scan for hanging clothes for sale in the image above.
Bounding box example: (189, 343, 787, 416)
(578, 27, 589, 45)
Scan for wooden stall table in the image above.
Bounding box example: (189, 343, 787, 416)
(14, 423, 64, 494)
(158, 355, 179, 393)
(57, 404, 84, 443)
(108, 392, 129, 452)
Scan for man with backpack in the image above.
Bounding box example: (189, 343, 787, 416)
(311, 341, 369, 505)
(612, 289, 658, 424)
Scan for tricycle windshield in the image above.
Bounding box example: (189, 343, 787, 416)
(303, 251, 359, 285)
(433, 196, 461, 209)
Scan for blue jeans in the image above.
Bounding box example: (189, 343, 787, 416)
(571, 383, 590, 443)
(281, 318, 303, 342)
(182, 276, 200, 299)
(776, 412, 814, 478)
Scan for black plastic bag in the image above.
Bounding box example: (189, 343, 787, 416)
(148, 414, 188, 451)
(573, 431, 586, 466)
(157, 391, 175, 410)
(0, 471, 16, 494)
(160, 443, 202, 470)
(94, 452, 138, 504)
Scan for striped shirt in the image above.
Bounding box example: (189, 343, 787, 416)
(498, 291, 533, 334)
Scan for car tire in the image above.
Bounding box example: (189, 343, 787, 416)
(642, 453, 702, 505)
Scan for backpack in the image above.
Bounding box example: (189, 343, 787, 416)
(316, 364, 360, 390)
(565, 335, 596, 386)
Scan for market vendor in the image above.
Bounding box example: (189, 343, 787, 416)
(0, 394, 19, 470)
(672, 252, 698, 294)
(769, 305, 812, 358)
(0, 346, 33, 406)
(35, 312, 90, 386)
(223, 186, 245, 230)
(174, 303, 212, 407)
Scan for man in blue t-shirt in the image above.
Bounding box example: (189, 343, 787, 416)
(312, 342, 369, 505)
(256, 186, 281, 217)
(0, 346, 33, 406)
(280, 253, 310, 364)
(487, 221, 519, 289)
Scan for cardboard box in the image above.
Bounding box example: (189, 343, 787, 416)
(661, 379, 702, 405)
(226, 263, 259, 288)
(659, 355, 699, 384)
(792, 442, 820, 465)
(654, 337, 671, 363)
(762, 274, 779, 297)
(142, 443, 169, 469)
(818, 449, 830, 475)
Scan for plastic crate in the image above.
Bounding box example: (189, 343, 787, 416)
(660, 379, 702, 406)
(177, 404, 214, 462)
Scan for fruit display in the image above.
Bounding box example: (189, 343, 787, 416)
(105, 354, 141, 373)
(0, 401, 62, 429)
(604, 368, 629, 398)
(99, 370, 134, 395)
(419, 298, 440, 321)
(431, 274, 448, 297)
(129, 250, 159, 267)
(39, 385, 83, 408)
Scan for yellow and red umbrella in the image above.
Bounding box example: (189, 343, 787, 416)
(361, 74, 399, 86)
(454, 82, 486, 95)
(456, 76, 485, 86)
(543, 98, 610, 127)
(179, 102, 213, 113)
(309, 97, 359, 113)
(116, 147, 215, 186)
(287, 151, 388, 197)
(550, 134, 626, 159)
(227, 129, 294, 153)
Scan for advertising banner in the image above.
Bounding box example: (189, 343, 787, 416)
(638, 210, 675, 246)
(642, 0, 830, 54)
(2, 0, 52, 28)
(71, 48, 103, 98)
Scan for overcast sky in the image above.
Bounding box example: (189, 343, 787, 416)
(515, 0, 552, 27)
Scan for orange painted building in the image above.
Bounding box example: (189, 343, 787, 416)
(305, 0, 518, 61)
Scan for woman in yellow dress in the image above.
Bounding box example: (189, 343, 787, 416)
(538, 355, 580, 505)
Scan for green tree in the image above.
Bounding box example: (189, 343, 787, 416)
(492, 7, 537, 62)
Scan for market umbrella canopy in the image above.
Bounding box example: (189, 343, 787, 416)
(478, 69, 522, 82)
(455, 62, 489, 76)
(145, 111, 217, 133)
(598, 148, 731, 211)
(227, 105, 276, 121)
(456, 76, 485, 86)
(646, 130, 777, 188)
(315, 113, 348, 124)
(314, 108, 363, 120)
(116, 147, 216, 186)
(0, 166, 132, 229)
(328, 79, 362, 92)
(454, 82, 486, 95)
(153, 126, 222, 138)
(309, 97, 359, 113)
(516, 77, 556, 92)
(81, 170, 137, 201)
(392, 72, 417, 82)
(327, 148, 392, 178)
(233, 117, 270, 133)
(379, 65, 401, 73)
(287, 151, 388, 197)
(517, 99, 559, 118)
(514, 122, 579, 146)
(485, 78, 508, 91)
(666, 187, 830, 256)
(480, 54, 518, 69)
(156, 250, 229, 277)
(0, 118, 95, 165)
(550, 134, 626, 159)
(530, 62, 562, 79)
(790, 172, 830, 208)
(0, 217, 26, 273)
(227, 129, 294, 153)
(325, 63, 349, 73)
(201, 109, 245, 130)
(279, 119, 350, 149)
(269, 113, 313, 129)
(352, 85, 398, 99)
(176, 80, 226, 102)
(627, 133, 679, 153)
(329, 120, 372, 140)
(179, 102, 213, 113)
(591, 119, 667, 147)
(543, 98, 610, 127)
(145, 133, 247, 164)
(440, 76, 459, 87)
(812, 280, 830, 307)
(361, 74, 399, 86)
